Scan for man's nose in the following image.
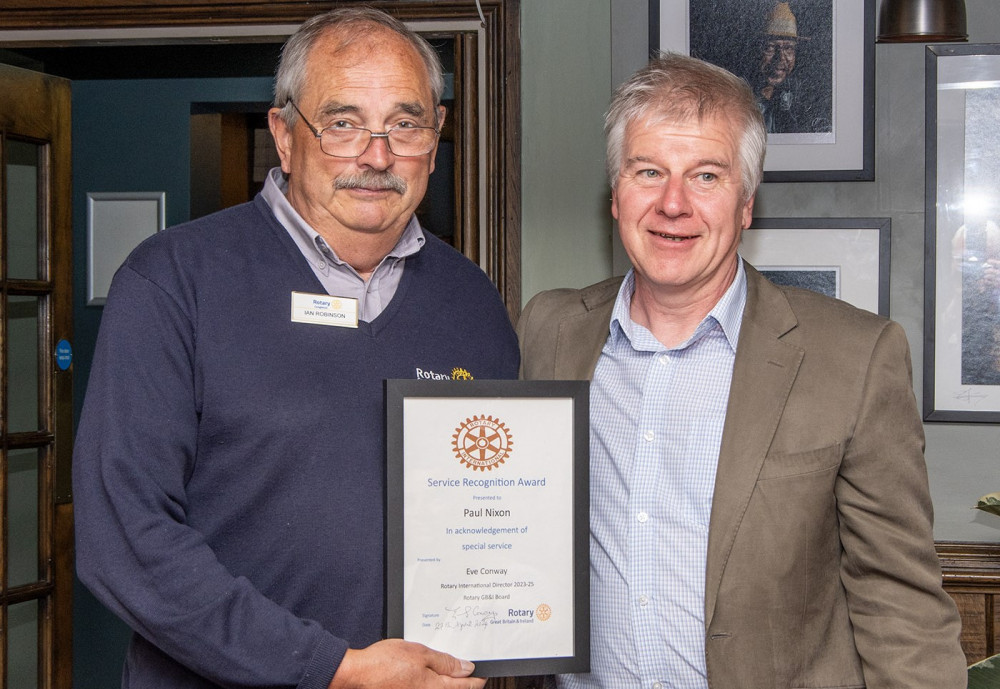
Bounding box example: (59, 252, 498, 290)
(355, 133, 394, 169)
(656, 178, 692, 217)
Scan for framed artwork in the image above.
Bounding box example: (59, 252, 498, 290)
(86, 191, 165, 305)
(742, 217, 890, 316)
(650, 0, 875, 182)
(924, 44, 1000, 422)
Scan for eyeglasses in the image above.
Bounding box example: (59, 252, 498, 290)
(287, 100, 439, 158)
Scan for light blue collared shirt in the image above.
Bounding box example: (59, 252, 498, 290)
(559, 261, 747, 689)
(261, 167, 424, 322)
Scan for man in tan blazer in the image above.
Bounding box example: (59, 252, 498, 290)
(517, 53, 966, 689)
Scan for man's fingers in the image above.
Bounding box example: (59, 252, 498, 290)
(422, 646, 476, 677)
(416, 646, 485, 688)
(440, 677, 486, 689)
(330, 640, 483, 689)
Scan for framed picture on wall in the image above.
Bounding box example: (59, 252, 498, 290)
(924, 44, 1000, 422)
(649, 0, 875, 182)
(742, 217, 890, 316)
(87, 191, 165, 305)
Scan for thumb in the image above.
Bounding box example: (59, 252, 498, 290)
(425, 649, 476, 678)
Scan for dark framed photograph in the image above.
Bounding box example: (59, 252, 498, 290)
(743, 217, 890, 316)
(924, 44, 1000, 422)
(650, 0, 875, 182)
(385, 379, 590, 677)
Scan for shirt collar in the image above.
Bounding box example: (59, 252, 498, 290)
(712, 257, 747, 351)
(261, 167, 425, 275)
(609, 258, 747, 353)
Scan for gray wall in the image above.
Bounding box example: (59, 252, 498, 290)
(520, 0, 1000, 543)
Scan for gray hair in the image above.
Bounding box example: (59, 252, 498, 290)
(272, 7, 445, 127)
(604, 52, 767, 203)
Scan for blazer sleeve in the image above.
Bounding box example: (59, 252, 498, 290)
(835, 320, 966, 689)
(516, 289, 571, 380)
(515, 290, 544, 379)
(516, 278, 620, 381)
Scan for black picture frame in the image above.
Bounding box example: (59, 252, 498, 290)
(924, 44, 1000, 422)
(744, 217, 891, 316)
(649, 0, 875, 182)
(385, 379, 590, 677)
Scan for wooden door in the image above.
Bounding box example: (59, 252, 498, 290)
(0, 62, 74, 689)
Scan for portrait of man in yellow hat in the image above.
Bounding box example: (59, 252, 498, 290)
(690, 0, 833, 135)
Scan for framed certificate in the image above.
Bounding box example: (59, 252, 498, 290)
(385, 379, 590, 677)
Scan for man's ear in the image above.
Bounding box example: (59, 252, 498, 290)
(741, 194, 755, 230)
(427, 104, 448, 174)
(268, 107, 294, 174)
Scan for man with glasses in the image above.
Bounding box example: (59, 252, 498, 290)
(74, 7, 516, 689)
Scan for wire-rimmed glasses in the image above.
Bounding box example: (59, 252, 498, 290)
(287, 100, 439, 158)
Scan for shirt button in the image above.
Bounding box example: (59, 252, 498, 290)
(637, 511, 649, 523)
(652, 683, 663, 689)
(658, 354, 670, 365)
(642, 430, 654, 442)
(317, 261, 326, 269)
(638, 595, 648, 606)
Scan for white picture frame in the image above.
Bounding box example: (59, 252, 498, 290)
(742, 217, 890, 316)
(87, 191, 165, 305)
(924, 44, 1000, 422)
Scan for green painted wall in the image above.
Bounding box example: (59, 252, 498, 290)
(520, 0, 614, 302)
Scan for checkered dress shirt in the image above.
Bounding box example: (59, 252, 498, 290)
(557, 262, 746, 689)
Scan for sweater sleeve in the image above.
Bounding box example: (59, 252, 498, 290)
(73, 262, 346, 689)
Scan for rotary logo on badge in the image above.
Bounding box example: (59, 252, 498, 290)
(452, 415, 513, 471)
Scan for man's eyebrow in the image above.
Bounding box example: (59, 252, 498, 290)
(623, 155, 731, 170)
(624, 155, 655, 167)
(317, 101, 427, 120)
(696, 158, 731, 170)
(397, 101, 427, 118)
(318, 102, 359, 118)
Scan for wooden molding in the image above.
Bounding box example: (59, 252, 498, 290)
(937, 541, 1000, 588)
(937, 541, 1000, 664)
(0, 1, 502, 29)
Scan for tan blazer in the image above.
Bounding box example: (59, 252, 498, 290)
(516, 263, 966, 689)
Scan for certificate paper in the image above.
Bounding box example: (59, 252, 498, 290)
(386, 380, 589, 677)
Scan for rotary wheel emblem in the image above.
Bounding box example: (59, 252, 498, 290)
(451, 367, 473, 380)
(452, 415, 513, 471)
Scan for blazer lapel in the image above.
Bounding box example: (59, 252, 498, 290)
(704, 266, 804, 627)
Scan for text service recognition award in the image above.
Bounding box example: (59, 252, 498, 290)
(386, 379, 590, 677)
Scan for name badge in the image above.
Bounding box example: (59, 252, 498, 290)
(290, 291, 358, 328)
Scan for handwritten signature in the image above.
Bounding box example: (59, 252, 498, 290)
(954, 388, 989, 404)
(434, 605, 499, 631)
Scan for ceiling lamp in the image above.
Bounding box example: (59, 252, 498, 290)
(877, 0, 968, 42)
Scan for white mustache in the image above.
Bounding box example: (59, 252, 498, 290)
(335, 170, 407, 195)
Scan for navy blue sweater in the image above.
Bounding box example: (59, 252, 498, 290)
(74, 196, 519, 688)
